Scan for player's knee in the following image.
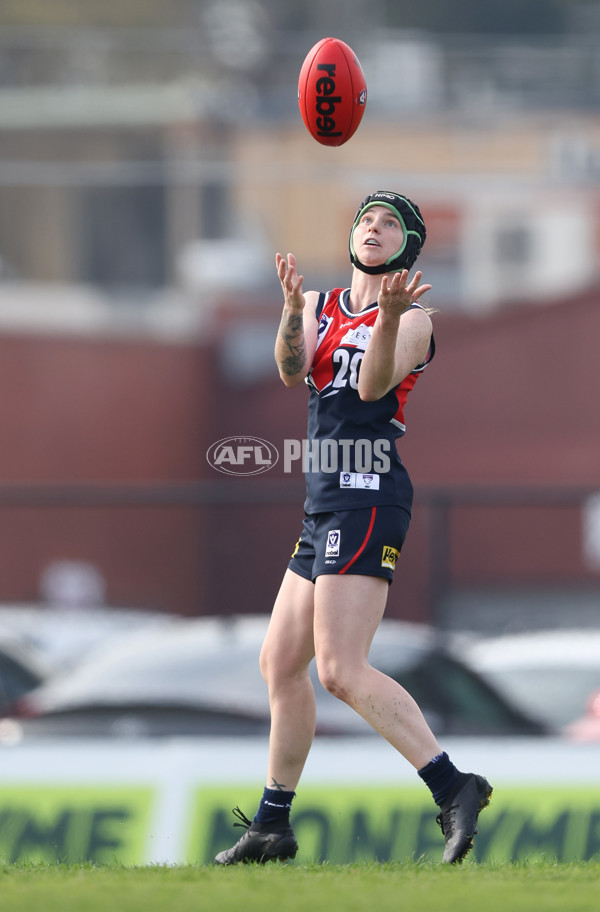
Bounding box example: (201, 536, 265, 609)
(260, 643, 305, 690)
(316, 659, 354, 704)
(258, 646, 269, 684)
(259, 642, 281, 686)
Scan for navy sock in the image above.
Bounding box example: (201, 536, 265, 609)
(253, 787, 296, 825)
(417, 752, 460, 806)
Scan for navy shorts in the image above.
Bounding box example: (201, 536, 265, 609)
(288, 506, 411, 584)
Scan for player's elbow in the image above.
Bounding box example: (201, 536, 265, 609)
(358, 378, 388, 402)
(358, 387, 379, 402)
(278, 369, 305, 388)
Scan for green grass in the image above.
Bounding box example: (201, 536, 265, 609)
(0, 860, 599, 912)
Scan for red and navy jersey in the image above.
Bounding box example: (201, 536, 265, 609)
(303, 287, 435, 514)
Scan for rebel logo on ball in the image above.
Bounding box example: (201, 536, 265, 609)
(314, 63, 343, 139)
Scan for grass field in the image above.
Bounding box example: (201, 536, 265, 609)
(1, 860, 599, 912)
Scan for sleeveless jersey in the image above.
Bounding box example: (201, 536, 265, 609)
(303, 287, 435, 514)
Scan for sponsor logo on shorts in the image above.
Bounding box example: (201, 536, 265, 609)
(381, 545, 400, 570)
(326, 530, 341, 557)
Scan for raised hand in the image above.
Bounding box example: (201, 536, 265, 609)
(276, 252, 305, 311)
(378, 270, 432, 319)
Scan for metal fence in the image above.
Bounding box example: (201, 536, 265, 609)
(0, 480, 598, 633)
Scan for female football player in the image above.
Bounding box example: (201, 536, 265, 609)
(215, 192, 492, 866)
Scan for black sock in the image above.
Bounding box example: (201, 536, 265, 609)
(253, 787, 296, 825)
(417, 751, 461, 806)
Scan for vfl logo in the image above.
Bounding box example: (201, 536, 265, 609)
(316, 313, 333, 350)
(207, 436, 279, 476)
(315, 63, 342, 139)
(325, 529, 341, 558)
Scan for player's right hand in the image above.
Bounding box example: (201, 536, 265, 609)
(276, 252, 305, 311)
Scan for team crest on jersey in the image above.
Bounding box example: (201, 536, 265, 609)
(381, 545, 400, 570)
(325, 529, 341, 557)
(316, 313, 334, 350)
(340, 323, 372, 350)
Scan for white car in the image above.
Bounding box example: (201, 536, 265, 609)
(464, 629, 600, 738)
(6, 615, 546, 739)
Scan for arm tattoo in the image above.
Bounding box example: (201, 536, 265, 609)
(278, 311, 306, 376)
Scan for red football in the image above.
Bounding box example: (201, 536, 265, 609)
(298, 37, 367, 147)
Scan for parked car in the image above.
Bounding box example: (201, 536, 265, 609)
(464, 629, 600, 736)
(0, 628, 49, 713)
(4, 615, 549, 740)
(0, 603, 179, 672)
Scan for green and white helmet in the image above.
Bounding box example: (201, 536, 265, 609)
(349, 190, 426, 275)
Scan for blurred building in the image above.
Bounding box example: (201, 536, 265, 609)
(0, 20, 599, 306)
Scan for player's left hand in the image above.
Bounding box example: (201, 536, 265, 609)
(378, 270, 432, 319)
